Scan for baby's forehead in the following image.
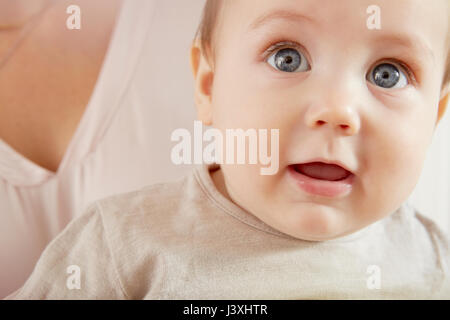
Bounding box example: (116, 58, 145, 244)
(225, 0, 447, 31)
(220, 0, 448, 59)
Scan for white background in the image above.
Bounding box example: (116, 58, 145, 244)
(409, 100, 450, 233)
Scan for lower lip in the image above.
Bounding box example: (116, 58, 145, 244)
(287, 165, 355, 198)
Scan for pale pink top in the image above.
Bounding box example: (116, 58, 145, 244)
(0, 0, 202, 297)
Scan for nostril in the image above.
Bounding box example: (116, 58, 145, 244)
(314, 121, 352, 131)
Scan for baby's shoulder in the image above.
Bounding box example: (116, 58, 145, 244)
(97, 178, 188, 216)
(90, 170, 204, 248)
(404, 203, 449, 245)
(96, 176, 191, 226)
(404, 204, 450, 297)
(416, 213, 449, 278)
(390, 202, 450, 260)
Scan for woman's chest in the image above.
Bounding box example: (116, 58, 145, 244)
(0, 47, 105, 173)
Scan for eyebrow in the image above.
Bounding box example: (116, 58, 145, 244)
(371, 34, 435, 64)
(247, 9, 318, 31)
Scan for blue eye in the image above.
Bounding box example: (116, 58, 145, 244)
(267, 47, 310, 73)
(368, 62, 409, 89)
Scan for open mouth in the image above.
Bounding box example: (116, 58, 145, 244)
(291, 162, 353, 181)
(287, 161, 355, 197)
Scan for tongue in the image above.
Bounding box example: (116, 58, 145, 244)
(296, 162, 350, 181)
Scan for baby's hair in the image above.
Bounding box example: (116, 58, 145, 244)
(444, 7, 450, 89)
(195, 0, 450, 90)
(194, 0, 223, 71)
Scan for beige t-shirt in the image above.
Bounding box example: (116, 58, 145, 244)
(6, 163, 450, 299)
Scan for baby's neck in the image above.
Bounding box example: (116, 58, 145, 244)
(211, 167, 233, 203)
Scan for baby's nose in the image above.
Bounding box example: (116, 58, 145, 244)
(305, 105, 360, 136)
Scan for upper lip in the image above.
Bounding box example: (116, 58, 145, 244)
(291, 157, 355, 175)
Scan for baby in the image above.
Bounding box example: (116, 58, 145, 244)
(6, 0, 450, 299)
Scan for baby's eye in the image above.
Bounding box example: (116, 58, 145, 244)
(367, 62, 409, 89)
(267, 47, 310, 73)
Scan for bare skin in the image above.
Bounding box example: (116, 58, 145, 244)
(0, 0, 122, 173)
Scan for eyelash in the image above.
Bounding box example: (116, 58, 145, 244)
(262, 40, 306, 62)
(261, 40, 418, 85)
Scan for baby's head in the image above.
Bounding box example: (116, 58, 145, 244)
(190, 0, 450, 241)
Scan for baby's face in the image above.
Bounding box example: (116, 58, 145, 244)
(200, 0, 449, 240)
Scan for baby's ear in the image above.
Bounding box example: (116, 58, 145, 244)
(440, 80, 450, 99)
(190, 39, 214, 126)
(437, 82, 450, 124)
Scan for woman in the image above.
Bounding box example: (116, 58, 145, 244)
(0, 0, 202, 297)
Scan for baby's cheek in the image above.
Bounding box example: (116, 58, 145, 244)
(365, 126, 426, 214)
(223, 163, 266, 198)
